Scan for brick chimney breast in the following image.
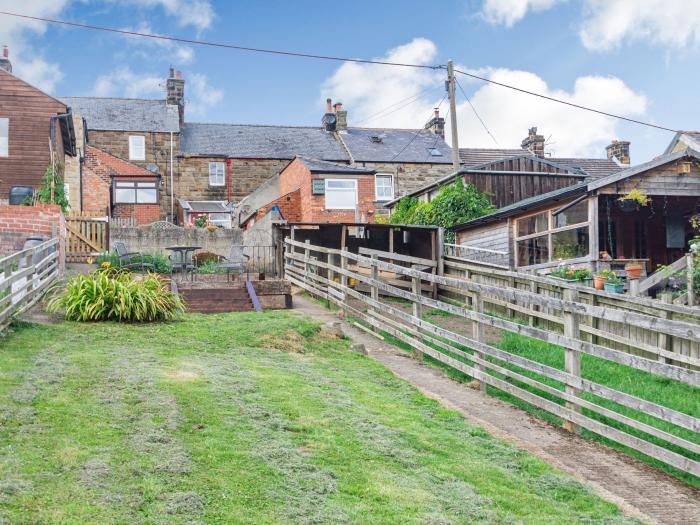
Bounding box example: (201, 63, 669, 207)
(606, 139, 631, 166)
(521, 126, 545, 158)
(334, 102, 347, 133)
(166, 66, 185, 126)
(0, 46, 12, 73)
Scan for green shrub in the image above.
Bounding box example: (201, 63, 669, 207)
(47, 271, 184, 322)
(96, 251, 170, 274)
(196, 260, 224, 274)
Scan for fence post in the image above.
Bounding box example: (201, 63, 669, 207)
(688, 254, 695, 307)
(658, 292, 673, 364)
(370, 254, 379, 303)
(412, 266, 422, 319)
(529, 281, 538, 327)
(629, 277, 640, 297)
(562, 288, 581, 434)
(340, 248, 348, 318)
(472, 292, 486, 393)
(304, 240, 311, 282)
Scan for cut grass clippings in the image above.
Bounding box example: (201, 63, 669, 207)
(0, 311, 639, 524)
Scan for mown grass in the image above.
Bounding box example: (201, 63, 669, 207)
(0, 311, 639, 524)
(388, 306, 700, 489)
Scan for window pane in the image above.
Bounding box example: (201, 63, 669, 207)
(517, 235, 549, 266)
(115, 188, 136, 203)
(209, 162, 225, 185)
(136, 188, 157, 203)
(375, 175, 393, 200)
(325, 179, 357, 209)
(326, 179, 355, 189)
(0, 118, 7, 157)
(517, 212, 548, 237)
(129, 136, 145, 160)
(552, 227, 589, 260)
(554, 201, 588, 228)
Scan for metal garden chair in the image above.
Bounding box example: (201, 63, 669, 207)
(113, 242, 154, 271)
(220, 245, 250, 281)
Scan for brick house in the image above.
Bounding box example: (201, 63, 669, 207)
(240, 156, 377, 227)
(60, 67, 182, 220)
(82, 145, 160, 225)
(0, 47, 76, 202)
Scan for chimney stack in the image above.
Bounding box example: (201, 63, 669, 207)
(0, 46, 12, 73)
(334, 101, 347, 132)
(521, 127, 545, 158)
(606, 139, 631, 166)
(166, 66, 185, 127)
(424, 107, 445, 138)
(322, 98, 338, 132)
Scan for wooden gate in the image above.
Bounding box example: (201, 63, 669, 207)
(65, 211, 109, 262)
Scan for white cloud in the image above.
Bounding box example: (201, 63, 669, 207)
(0, 0, 71, 92)
(579, 0, 700, 51)
(134, 0, 214, 32)
(121, 22, 195, 65)
(321, 39, 647, 158)
(185, 72, 223, 116)
(92, 67, 163, 98)
(481, 0, 562, 27)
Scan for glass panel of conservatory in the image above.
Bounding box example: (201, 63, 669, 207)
(517, 212, 548, 237)
(551, 226, 589, 261)
(517, 235, 549, 266)
(553, 200, 588, 228)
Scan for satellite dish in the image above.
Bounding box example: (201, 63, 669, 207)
(146, 164, 159, 173)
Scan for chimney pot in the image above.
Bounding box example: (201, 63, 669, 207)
(334, 102, 343, 112)
(434, 108, 440, 119)
(175, 70, 182, 79)
(169, 66, 174, 78)
(3, 46, 8, 59)
(0, 45, 11, 73)
(326, 98, 332, 113)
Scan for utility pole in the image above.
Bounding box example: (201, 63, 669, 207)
(447, 59, 460, 172)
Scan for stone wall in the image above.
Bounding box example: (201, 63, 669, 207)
(354, 161, 454, 198)
(88, 130, 179, 219)
(109, 221, 244, 258)
(0, 204, 66, 270)
(178, 157, 289, 204)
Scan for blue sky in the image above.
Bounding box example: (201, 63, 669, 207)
(1, 0, 698, 161)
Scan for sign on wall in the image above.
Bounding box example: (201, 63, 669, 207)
(311, 179, 325, 195)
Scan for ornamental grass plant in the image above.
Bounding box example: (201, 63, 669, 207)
(47, 270, 184, 322)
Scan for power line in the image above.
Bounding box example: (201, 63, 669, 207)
(0, 10, 442, 71)
(354, 87, 438, 126)
(389, 95, 447, 162)
(0, 10, 680, 133)
(455, 78, 500, 147)
(453, 68, 678, 133)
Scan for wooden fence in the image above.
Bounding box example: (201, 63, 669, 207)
(0, 238, 60, 330)
(442, 256, 700, 369)
(284, 238, 700, 479)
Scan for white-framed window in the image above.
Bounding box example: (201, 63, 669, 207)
(209, 162, 225, 186)
(0, 118, 8, 157)
(128, 135, 145, 161)
(375, 174, 394, 201)
(325, 179, 357, 210)
(114, 180, 158, 204)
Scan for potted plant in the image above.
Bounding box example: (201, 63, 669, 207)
(594, 269, 614, 290)
(625, 262, 643, 279)
(618, 189, 649, 212)
(604, 274, 625, 293)
(550, 266, 593, 286)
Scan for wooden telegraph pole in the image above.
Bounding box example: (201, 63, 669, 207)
(447, 59, 460, 172)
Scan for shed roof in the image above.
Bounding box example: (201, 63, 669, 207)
(339, 128, 453, 164)
(180, 123, 348, 160)
(459, 147, 526, 166)
(60, 97, 180, 133)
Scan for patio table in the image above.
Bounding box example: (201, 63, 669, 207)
(166, 246, 201, 275)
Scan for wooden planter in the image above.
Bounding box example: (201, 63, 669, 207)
(618, 199, 639, 213)
(604, 282, 625, 293)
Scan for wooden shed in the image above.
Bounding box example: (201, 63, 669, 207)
(452, 149, 700, 275)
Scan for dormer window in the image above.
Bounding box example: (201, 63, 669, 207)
(427, 147, 442, 156)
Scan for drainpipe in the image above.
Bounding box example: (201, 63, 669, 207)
(226, 158, 232, 203)
(170, 132, 174, 222)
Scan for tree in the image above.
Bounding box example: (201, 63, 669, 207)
(385, 178, 495, 242)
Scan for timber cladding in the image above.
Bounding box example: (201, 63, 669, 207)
(0, 69, 68, 199)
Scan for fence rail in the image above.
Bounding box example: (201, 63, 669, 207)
(284, 238, 700, 479)
(0, 238, 60, 330)
(443, 243, 510, 269)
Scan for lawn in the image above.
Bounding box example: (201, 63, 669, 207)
(0, 312, 640, 524)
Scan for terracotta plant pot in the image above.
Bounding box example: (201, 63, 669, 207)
(625, 265, 642, 279)
(593, 275, 607, 290)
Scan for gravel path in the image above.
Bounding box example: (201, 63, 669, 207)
(292, 294, 700, 525)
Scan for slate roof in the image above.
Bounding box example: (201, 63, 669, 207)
(60, 97, 180, 133)
(339, 128, 453, 164)
(181, 123, 348, 161)
(295, 156, 374, 174)
(549, 157, 621, 178)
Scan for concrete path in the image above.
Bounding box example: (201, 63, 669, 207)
(292, 294, 700, 525)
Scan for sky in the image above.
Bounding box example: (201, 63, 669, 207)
(1, 0, 699, 162)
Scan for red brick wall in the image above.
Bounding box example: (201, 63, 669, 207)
(112, 203, 161, 225)
(250, 189, 301, 225)
(0, 204, 66, 270)
(278, 158, 378, 223)
(82, 167, 111, 214)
